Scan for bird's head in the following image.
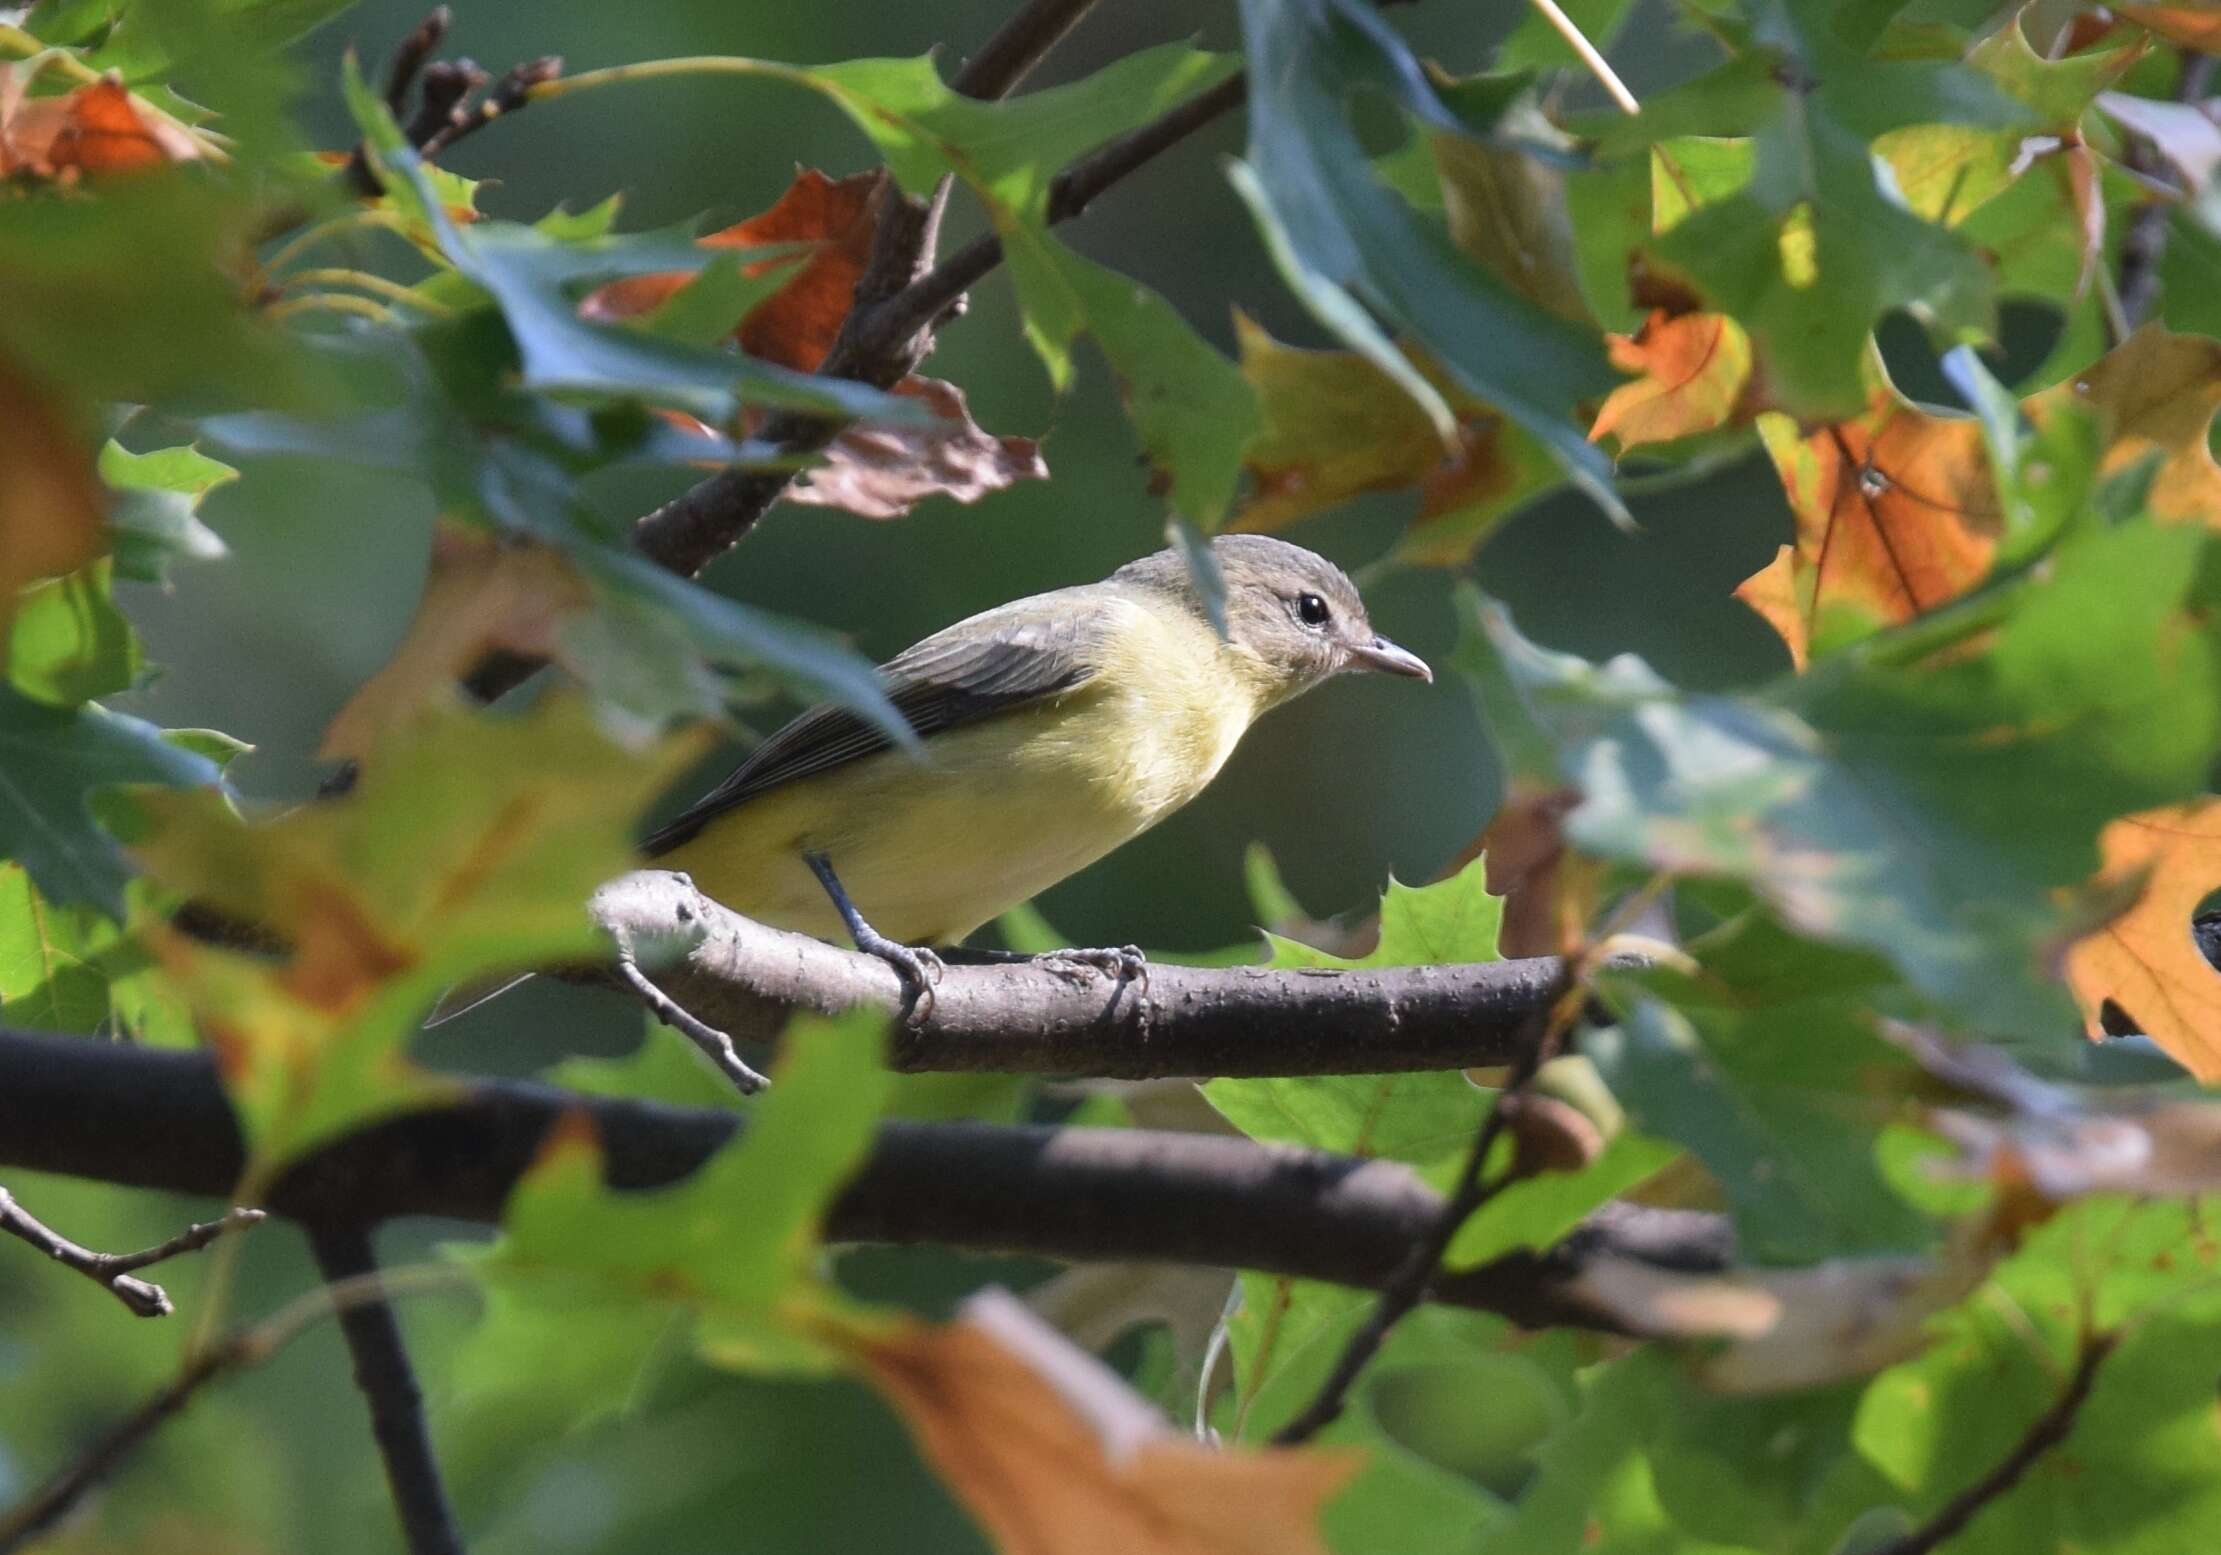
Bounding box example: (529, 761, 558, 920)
(1117, 534, 1431, 707)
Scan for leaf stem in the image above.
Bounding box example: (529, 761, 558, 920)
(1521, 0, 1639, 115)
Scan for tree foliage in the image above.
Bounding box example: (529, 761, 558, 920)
(7, 0, 2221, 1551)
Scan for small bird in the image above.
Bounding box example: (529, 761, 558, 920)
(639, 533, 1431, 1007)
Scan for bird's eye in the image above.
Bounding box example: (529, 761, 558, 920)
(1296, 592, 1332, 627)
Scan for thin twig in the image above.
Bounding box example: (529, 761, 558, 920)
(0, 1188, 263, 1319)
(404, 58, 486, 150)
(418, 56, 565, 159)
(952, 0, 1105, 98)
(614, 956, 770, 1094)
(343, 8, 454, 196)
(1522, 0, 1639, 114)
(2116, 53, 2218, 333)
(0, 1264, 465, 1553)
(1270, 983, 1576, 1444)
(306, 1226, 466, 1555)
(1867, 1330, 2119, 1555)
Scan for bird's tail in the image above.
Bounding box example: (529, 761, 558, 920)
(421, 972, 537, 1029)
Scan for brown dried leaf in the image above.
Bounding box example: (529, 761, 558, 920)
(1589, 310, 1755, 451)
(0, 71, 200, 178)
(0, 364, 103, 642)
(579, 167, 884, 371)
(853, 1290, 1361, 1555)
(788, 376, 1048, 520)
(1738, 390, 1999, 667)
(320, 526, 592, 761)
(2063, 802, 2221, 1079)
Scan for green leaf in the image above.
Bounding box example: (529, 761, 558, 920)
(99, 438, 236, 584)
(1850, 1199, 2221, 1553)
(1203, 857, 1505, 1182)
(7, 560, 140, 706)
(0, 686, 221, 917)
(1234, 0, 1623, 521)
(1586, 995, 1926, 1262)
(0, 864, 188, 1040)
(1443, 1129, 1679, 1268)
(451, 1011, 895, 1434)
(1459, 520, 2221, 1035)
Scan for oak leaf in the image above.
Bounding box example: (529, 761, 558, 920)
(2064, 802, 2221, 1080)
(1738, 391, 2000, 667)
(320, 525, 593, 760)
(0, 364, 103, 648)
(1588, 310, 1755, 451)
(579, 167, 884, 372)
(1228, 315, 1552, 566)
(0, 72, 199, 178)
(852, 1289, 1361, 1555)
(2043, 324, 2221, 527)
(2116, 3, 2221, 51)
(788, 376, 1048, 520)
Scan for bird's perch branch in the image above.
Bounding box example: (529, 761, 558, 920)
(0, 1026, 1727, 1338)
(582, 870, 1568, 1077)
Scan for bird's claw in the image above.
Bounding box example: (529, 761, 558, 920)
(1037, 944, 1148, 994)
(879, 941, 944, 1025)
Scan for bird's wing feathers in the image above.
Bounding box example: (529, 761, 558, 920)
(642, 591, 1113, 856)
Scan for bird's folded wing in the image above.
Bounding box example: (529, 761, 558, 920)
(642, 591, 1112, 855)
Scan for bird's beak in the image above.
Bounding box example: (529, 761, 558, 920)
(1346, 634, 1433, 683)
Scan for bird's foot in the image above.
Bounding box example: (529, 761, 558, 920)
(1035, 943, 1148, 994)
(855, 926, 945, 1024)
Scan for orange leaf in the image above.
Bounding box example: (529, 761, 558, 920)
(1589, 310, 1755, 450)
(579, 167, 884, 371)
(788, 376, 1048, 520)
(2116, 3, 2221, 51)
(320, 526, 591, 761)
(0, 71, 199, 179)
(850, 1291, 1361, 1555)
(0, 363, 104, 641)
(1738, 393, 1999, 665)
(2064, 802, 2221, 1080)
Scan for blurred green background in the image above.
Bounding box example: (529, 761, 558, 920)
(8, 2, 1801, 1551)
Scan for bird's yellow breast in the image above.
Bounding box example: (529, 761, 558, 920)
(656, 597, 1267, 945)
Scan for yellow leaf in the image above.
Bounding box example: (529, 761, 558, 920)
(1589, 310, 1754, 450)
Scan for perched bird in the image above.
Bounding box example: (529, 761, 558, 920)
(639, 533, 1430, 1006)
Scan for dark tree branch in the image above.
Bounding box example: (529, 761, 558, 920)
(2114, 52, 2217, 334)
(0, 1027, 1727, 1337)
(1273, 991, 1571, 1444)
(418, 56, 566, 159)
(0, 1187, 263, 1318)
(385, 7, 453, 115)
(953, 0, 1106, 98)
(403, 59, 486, 151)
(1869, 1330, 2118, 1555)
(306, 1226, 466, 1555)
(574, 870, 1565, 1078)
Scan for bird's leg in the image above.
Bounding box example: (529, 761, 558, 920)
(804, 851, 943, 1022)
(942, 942, 1149, 995)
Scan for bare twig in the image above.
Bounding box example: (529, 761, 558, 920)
(2115, 52, 2217, 333)
(418, 55, 565, 159)
(0, 1264, 464, 1553)
(1271, 984, 1575, 1444)
(953, 0, 1106, 98)
(1867, 1330, 2119, 1555)
(306, 1226, 466, 1555)
(384, 7, 452, 114)
(1521, 0, 1639, 114)
(404, 58, 486, 150)
(0, 1026, 1728, 1337)
(0, 1188, 263, 1318)
(613, 955, 770, 1095)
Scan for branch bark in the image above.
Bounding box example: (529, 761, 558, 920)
(0, 1026, 1726, 1337)
(580, 869, 1566, 1077)
(0, 1188, 262, 1318)
(306, 1226, 466, 1555)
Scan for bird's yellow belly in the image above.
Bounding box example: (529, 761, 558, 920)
(656, 683, 1250, 945)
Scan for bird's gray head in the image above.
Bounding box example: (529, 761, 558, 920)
(1113, 534, 1431, 704)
